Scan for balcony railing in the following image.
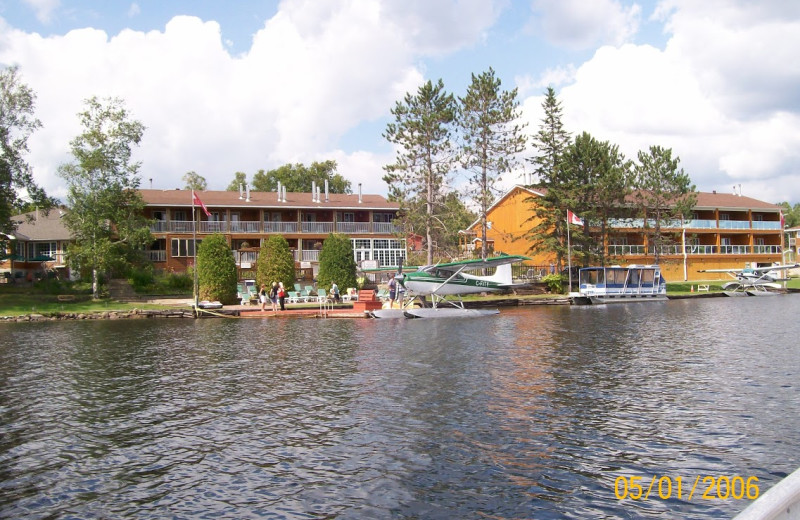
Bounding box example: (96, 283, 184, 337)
(604, 244, 781, 256)
(147, 250, 167, 262)
(605, 218, 782, 230)
(301, 222, 334, 234)
(608, 245, 645, 255)
(150, 220, 397, 235)
(264, 221, 299, 233)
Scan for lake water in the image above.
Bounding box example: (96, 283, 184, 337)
(1, 295, 799, 519)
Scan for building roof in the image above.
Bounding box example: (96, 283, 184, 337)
(139, 189, 399, 211)
(11, 208, 72, 241)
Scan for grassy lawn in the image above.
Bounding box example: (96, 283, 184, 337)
(0, 284, 182, 317)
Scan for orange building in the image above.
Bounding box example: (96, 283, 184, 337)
(463, 185, 786, 282)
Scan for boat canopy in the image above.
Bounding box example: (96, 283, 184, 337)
(578, 265, 666, 290)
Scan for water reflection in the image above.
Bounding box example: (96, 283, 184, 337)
(1, 296, 799, 519)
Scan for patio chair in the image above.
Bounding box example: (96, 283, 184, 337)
(294, 283, 303, 293)
(300, 288, 315, 302)
(287, 291, 301, 304)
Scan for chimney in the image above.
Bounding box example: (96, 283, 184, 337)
(324, 180, 329, 202)
(282, 185, 287, 202)
(239, 183, 244, 199)
(358, 183, 362, 203)
(312, 181, 317, 202)
(277, 181, 282, 201)
(246, 184, 250, 202)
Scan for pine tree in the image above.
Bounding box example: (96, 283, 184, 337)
(459, 68, 527, 260)
(632, 146, 696, 264)
(524, 87, 571, 270)
(383, 79, 457, 265)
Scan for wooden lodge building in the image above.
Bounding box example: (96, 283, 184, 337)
(462, 185, 788, 282)
(140, 188, 404, 279)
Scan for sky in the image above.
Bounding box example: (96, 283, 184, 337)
(1, 0, 799, 206)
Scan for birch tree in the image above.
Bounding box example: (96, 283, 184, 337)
(59, 97, 150, 298)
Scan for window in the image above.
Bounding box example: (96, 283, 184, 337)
(720, 213, 730, 220)
(173, 210, 187, 221)
(339, 212, 355, 223)
(721, 237, 731, 246)
(153, 210, 165, 221)
(373, 213, 393, 222)
(753, 214, 763, 221)
(171, 239, 200, 257)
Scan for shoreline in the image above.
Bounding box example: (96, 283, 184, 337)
(0, 291, 738, 322)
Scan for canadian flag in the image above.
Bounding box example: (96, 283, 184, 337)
(567, 210, 583, 226)
(192, 190, 211, 217)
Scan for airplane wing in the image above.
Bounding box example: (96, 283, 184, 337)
(421, 254, 530, 274)
(698, 263, 799, 274)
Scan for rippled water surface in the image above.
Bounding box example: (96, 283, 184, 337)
(1, 296, 799, 519)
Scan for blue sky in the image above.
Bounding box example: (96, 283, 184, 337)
(1, 0, 799, 205)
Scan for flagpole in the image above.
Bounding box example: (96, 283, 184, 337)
(192, 190, 199, 312)
(567, 210, 572, 291)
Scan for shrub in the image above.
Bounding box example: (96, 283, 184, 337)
(541, 273, 565, 294)
(256, 235, 295, 290)
(196, 233, 238, 304)
(316, 233, 357, 291)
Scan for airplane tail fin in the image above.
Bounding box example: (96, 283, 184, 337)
(486, 263, 514, 285)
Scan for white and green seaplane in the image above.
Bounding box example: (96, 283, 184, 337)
(370, 254, 529, 319)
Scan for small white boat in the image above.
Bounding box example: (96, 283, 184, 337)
(570, 265, 667, 305)
(370, 308, 499, 319)
(195, 300, 223, 309)
(732, 466, 800, 520)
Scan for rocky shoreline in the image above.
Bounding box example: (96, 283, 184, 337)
(0, 309, 196, 322)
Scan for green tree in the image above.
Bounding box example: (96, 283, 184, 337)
(0, 65, 54, 238)
(196, 233, 238, 304)
(316, 233, 357, 291)
(632, 145, 697, 264)
(383, 79, 457, 265)
(459, 67, 527, 259)
(255, 235, 295, 290)
(182, 171, 207, 191)
(561, 132, 632, 266)
(440, 192, 478, 258)
(58, 96, 150, 299)
(227, 171, 247, 191)
(523, 86, 571, 270)
(251, 160, 351, 193)
(778, 201, 800, 229)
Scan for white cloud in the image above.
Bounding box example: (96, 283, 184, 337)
(23, 0, 60, 24)
(127, 3, 140, 18)
(529, 0, 641, 49)
(517, 1, 800, 203)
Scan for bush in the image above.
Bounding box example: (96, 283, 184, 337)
(256, 235, 295, 290)
(128, 265, 155, 291)
(197, 233, 238, 304)
(316, 233, 357, 291)
(541, 273, 565, 294)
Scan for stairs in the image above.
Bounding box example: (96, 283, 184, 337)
(108, 278, 143, 302)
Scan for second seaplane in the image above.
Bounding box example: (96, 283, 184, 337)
(697, 262, 799, 296)
(370, 254, 529, 319)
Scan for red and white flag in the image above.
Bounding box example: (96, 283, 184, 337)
(567, 210, 583, 226)
(192, 190, 211, 217)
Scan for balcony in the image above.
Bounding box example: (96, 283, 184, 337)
(147, 250, 167, 262)
(608, 245, 645, 255)
(149, 220, 399, 235)
(264, 221, 299, 233)
(606, 218, 782, 230)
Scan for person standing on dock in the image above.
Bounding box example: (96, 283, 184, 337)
(278, 282, 286, 311)
(269, 282, 279, 314)
(259, 284, 268, 311)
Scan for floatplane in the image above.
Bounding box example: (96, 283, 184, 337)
(697, 263, 799, 297)
(370, 254, 529, 319)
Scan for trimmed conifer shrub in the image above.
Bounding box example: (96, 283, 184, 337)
(256, 235, 296, 289)
(316, 233, 357, 291)
(196, 233, 238, 304)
